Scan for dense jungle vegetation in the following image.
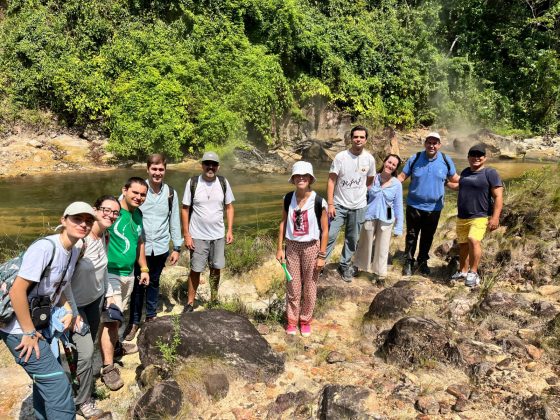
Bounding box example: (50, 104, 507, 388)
(0, 0, 558, 159)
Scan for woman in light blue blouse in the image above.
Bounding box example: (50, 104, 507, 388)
(354, 154, 404, 280)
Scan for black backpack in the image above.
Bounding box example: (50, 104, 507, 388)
(409, 151, 451, 178)
(283, 191, 325, 234)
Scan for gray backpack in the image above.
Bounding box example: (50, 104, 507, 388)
(0, 238, 56, 325)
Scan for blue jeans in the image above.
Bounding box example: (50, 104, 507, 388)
(325, 205, 367, 271)
(0, 330, 75, 420)
(129, 251, 168, 325)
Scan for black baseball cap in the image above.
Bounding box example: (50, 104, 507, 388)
(468, 144, 486, 156)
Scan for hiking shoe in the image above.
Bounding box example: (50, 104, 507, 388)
(123, 324, 139, 342)
(286, 324, 297, 335)
(450, 271, 467, 281)
(418, 261, 430, 276)
(300, 323, 311, 337)
(145, 316, 156, 323)
(183, 303, 194, 313)
(337, 266, 353, 283)
(465, 271, 481, 288)
(352, 266, 359, 277)
(114, 341, 138, 358)
(77, 398, 104, 419)
(402, 261, 413, 276)
(101, 364, 124, 391)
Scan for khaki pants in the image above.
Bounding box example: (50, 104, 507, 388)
(354, 219, 393, 277)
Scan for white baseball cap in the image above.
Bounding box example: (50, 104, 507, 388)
(63, 201, 96, 218)
(289, 161, 316, 184)
(426, 132, 441, 142)
(201, 151, 220, 163)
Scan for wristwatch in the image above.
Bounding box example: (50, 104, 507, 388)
(173, 246, 181, 252)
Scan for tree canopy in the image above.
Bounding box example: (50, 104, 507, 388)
(1, 0, 558, 159)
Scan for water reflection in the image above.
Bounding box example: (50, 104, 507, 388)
(0, 159, 552, 243)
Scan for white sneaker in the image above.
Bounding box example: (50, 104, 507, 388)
(450, 271, 467, 280)
(465, 271, 481, 287)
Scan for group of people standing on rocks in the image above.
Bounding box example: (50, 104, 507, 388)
(277, 126, 503, 337)
(0, 126, 504, 419)
(0, 152, 235, 419)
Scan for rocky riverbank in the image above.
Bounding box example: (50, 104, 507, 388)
(1, 124, 558, 178)
(2, 166, 558, 419)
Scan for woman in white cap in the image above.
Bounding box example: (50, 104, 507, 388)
(277, 161, 328, 337)
(354, 154, 404, 283)
(69, 195, 120, 419)
(0, 201, 96, 420)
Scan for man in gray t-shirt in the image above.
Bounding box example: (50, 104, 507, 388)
(181, 152, 235, 312)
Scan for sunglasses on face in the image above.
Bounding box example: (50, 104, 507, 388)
(468, 152, 485, 158)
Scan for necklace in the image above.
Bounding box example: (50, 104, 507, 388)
(203, 181, 214, 200)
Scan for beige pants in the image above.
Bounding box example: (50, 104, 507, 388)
(354, 219, 393, 277)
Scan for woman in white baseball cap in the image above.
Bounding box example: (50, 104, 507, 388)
(277, 161, 328, 337)
(0, 201, 96, 419)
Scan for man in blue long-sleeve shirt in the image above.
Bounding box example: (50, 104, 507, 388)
(124, 154, 183, 341)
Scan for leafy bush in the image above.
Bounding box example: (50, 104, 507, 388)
(225, 233, 276, 276)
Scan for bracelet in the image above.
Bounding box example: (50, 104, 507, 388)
(22, 329, 37, 337)
(140, 267, 150, 273)
(317, 255, 326, 260)
(328, 203, 334, 206)
(317, 251, 327, 257)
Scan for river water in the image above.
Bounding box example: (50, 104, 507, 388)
(0, 157, 553, 245)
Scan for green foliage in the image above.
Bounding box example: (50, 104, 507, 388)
(1, 0, 559, 157)
(225, 232, 276, 276)
(156, 314, 182, 365)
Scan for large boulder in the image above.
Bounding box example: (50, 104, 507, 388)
(138, 309, 284, 382)
(317, 385, 378, 420)
(129, 380, 183, 419)
(379, 317, 453, 366)
(365, 282, 415, 319)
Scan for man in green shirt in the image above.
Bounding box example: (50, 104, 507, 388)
(100, 177, 149, 391)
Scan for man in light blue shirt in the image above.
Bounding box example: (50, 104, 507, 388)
(124, 154, 183, 341)
(398, 132, 459, 276)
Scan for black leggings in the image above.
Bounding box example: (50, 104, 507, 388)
(404, 206, 441, 263)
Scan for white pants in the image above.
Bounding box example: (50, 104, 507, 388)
(354, 219, 393, 277)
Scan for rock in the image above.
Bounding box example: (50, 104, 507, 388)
(26, 140, 43, 148)
(266, 390, 314, 419)
(525, 344, 544, 360)
(204, 373, 229, 399)
(453, 339, 504, 365)
(479, 292, 530, 315)
(439, 401, 451, 414)
(139, 364, 166, 388)
(415, 396, 439, 415)
(538, 285, 560, 296)
(547, 377, 559, 385)
(518, 329, 537, 341)
(446, 384, 471, 400)
(526, 362, 538, 372)
(532, 300, 559, 319)
(380, 317, 453, 366)
(469, 362, 495, 380)
(317, 269, 376, 300)
(447, 297, 476, 319)
(365, 283, 415, 319)
(452, 398, 468, 412)
(496, 357, 513, 370)
(129, 380, 183, 419)
(317, 385, 372, 419)
(256, 324, 270, 335)
(326, 351, 346, 364)
(497, 336, 530, 358)
(138, 309, 284, 381)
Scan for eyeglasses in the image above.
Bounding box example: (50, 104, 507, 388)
(98, 206, 120, 217)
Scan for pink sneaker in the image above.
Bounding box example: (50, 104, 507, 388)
(286, 324, 297, 335)
(300, 323, 311, 337)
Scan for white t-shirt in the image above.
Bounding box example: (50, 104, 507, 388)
(1, 234, 79, 334)
(285, 191, 327, 242)
(182, 176, 235, 240)
(330, 150, 376, 209)
(71, 234, 108, 307)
